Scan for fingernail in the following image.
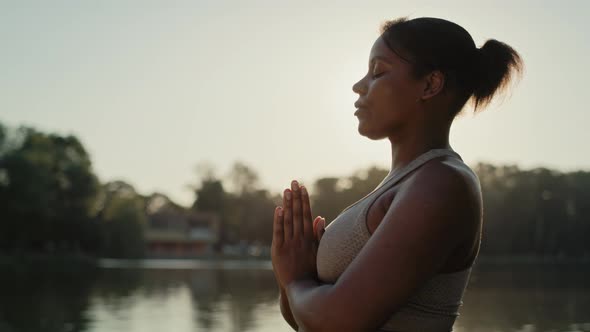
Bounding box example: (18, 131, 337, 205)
(301, 186, 307, 195)
(278, 207, 283, 216)
(286, 191, 291, 200)
(291, 180, 298, 191)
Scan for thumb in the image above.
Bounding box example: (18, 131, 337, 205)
(314, 217, 326, 242)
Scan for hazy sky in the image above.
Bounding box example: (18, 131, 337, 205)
(2, 0, 588, 206)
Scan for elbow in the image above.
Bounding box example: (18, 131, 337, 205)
(296, 320, 326, 332)
(280, 307, 298, 330)
(296, 313, 364, 332)
(291, 307, 332, 332)
(288, 282, 368, 331)
(295, 305, 383, 332)
(300, 322, 361, 332)
(279, 293, 298, 330)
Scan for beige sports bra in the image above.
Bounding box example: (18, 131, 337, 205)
(315, 149, 474, 332)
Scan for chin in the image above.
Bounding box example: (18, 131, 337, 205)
(357, 124, 386, 140)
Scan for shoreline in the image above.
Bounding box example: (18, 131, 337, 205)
(2, 254, 590, 270)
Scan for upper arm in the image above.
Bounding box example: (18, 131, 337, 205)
(322, 163, 476, 331)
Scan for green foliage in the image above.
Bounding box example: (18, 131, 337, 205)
(0, 126, 99, 252)
(193, 179, 226, 213)
(311, 166, 389, 223)
(0, 123, 146, 258)
(2, 120, 589, 259)
(95, 181, 146, 258)
(474, 163, 590, 257)
(223, 189, 275, 245)
(191, 162, 276, 247)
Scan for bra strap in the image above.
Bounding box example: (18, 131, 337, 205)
(339, 149, 462, 214)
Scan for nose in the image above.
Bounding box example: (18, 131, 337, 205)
(352, 75, 368, 95)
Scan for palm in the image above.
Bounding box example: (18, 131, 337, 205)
(271, 181, 325, 289)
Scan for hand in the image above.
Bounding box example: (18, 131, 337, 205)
(271, 180, 326, 289)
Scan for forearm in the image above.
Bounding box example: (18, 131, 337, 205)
(279, 287, 299, 330)
(285, 278, 335, 332)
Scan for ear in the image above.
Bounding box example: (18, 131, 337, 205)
(420, 70, 445, 101)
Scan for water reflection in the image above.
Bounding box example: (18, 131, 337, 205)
(0, 261, 589, 332)
(87, 266, 282, 332)
(456, 264, 590, 332)
(0, 260, 98, 332)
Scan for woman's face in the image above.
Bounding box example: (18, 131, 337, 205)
(352, 36, 423, 140)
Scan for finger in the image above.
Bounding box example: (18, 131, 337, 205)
(291, 180, 303, 239)
(301, 185, 314, 240)
(283, 188, 293, 241)
(273, 206, 284, 247)
(313, 217, 321, 242)
(313, 217, 326, 242)
(313, 217, 320, 240)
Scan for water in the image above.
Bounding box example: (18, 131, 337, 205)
(0, 260, 588, 332)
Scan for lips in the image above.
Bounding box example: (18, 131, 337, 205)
(354, 101, 368, 117)
(354, 108, 367, 117)
(354, 101, 367, 109)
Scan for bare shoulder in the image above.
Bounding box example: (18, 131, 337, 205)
(394, 157, 483, 242)
(401, 156, 481, 204)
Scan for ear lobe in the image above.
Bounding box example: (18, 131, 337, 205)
(420, 70, 445, 101)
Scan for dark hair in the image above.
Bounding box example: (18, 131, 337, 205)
(380, 17, 523, 116)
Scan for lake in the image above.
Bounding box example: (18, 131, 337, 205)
(0, 259, 589, 332)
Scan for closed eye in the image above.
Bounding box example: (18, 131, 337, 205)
(371, 62, 387, 79)
(372, 72, 386, 79)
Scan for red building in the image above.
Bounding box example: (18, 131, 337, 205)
(145, 208, 220, 258)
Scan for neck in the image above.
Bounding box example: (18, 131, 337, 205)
(387, 121, 452, 173)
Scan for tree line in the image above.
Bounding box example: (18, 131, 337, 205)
(0, 122, 588, 258)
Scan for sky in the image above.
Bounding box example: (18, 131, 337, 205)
(1, 0, 589, 206)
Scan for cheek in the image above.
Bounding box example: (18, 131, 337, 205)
(365, 78, 417, 132)
(367, 77, 414, 111)
(367, 79, 393, 106)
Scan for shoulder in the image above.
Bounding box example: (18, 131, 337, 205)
(323, 157, 481, 330)
(389, 157, 482, 241)
(400, 156, 481, 206)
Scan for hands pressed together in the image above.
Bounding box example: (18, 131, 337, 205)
(271, 180, 326, 289)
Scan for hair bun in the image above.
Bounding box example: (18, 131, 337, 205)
(472, 39, 523, 111)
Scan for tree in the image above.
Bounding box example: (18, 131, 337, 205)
(95, 181, 146, 258)
(191, 161, 276, 246)
(227, 161, 259, 195)
(193, 179, 227, 213)
(311, 166, 389, 224)
(0, 125, 99, 253)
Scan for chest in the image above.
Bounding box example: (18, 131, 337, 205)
(316, 186, 400, 283)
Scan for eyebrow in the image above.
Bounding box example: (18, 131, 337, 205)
(369, 56, 393, 67)
(369, 55, 391, 65)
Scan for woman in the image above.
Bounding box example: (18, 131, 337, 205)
(271, 17, 522, 331)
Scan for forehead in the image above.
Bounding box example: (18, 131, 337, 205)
(369, 37, 396, 64)
(369, 36, 410, 66)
